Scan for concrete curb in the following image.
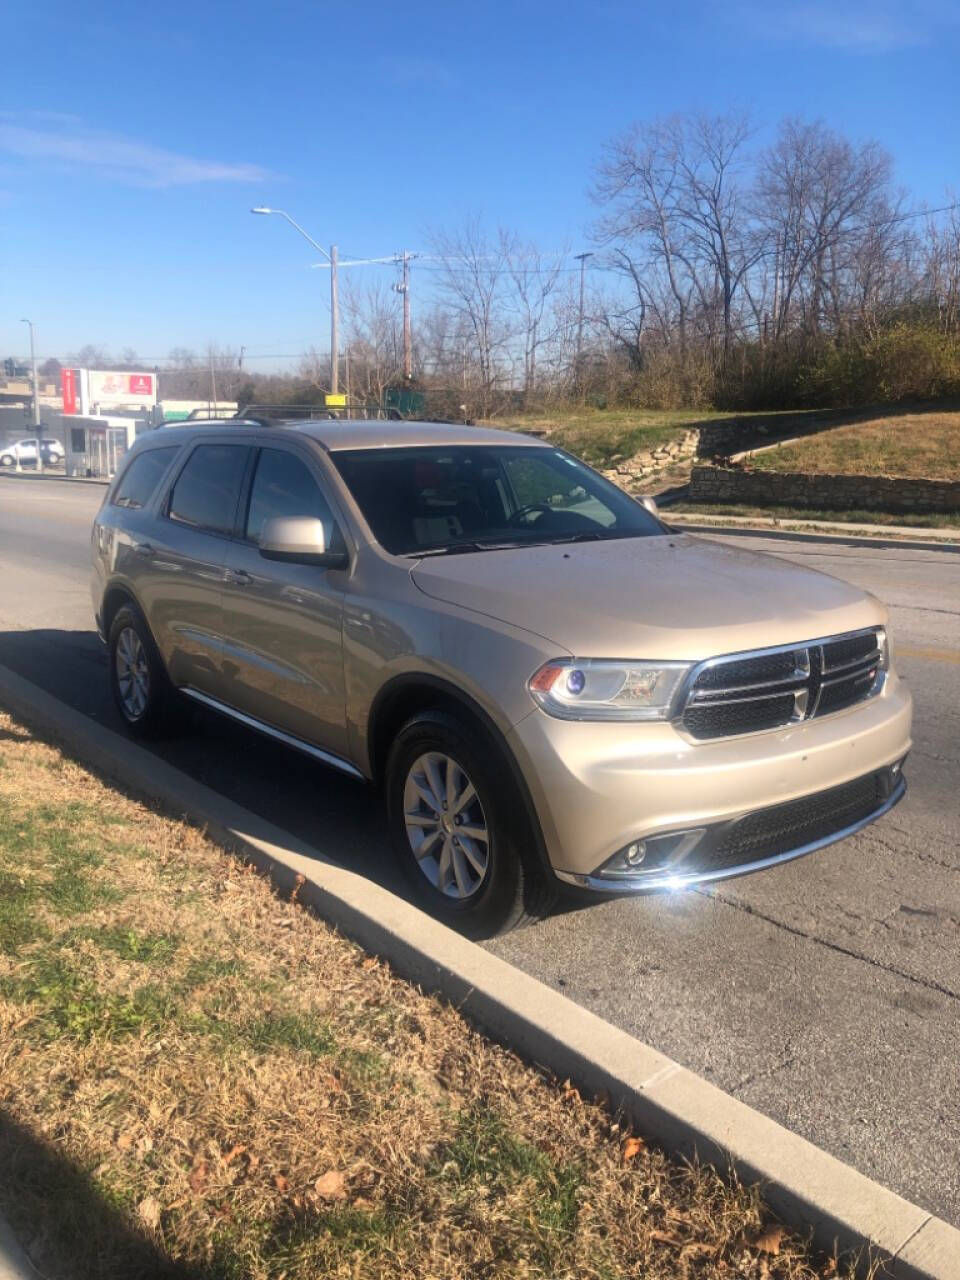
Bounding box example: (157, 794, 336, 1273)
(0, 470, 108, 486)
(0, 664, 957, 1279)
(0, 1212, 36, 1280)
(668, 517, 960, 555)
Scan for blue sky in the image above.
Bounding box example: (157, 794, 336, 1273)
(2, 0, 958, 369)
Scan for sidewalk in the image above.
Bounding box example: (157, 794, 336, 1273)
(667, 509, 960, 547)
(0, 469, 107, 486)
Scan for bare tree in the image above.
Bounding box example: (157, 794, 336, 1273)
(428, 220, 519, 414)
(755, 119, 895, 338)
(593, 112, 759, 363)
(504, 236, 566, 391)
(341, 281, 403, 405)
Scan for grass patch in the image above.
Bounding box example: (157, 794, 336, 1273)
(482, 405, 729, 467)
(0, 710, 854, 1279)
(748, 409, 960, 479)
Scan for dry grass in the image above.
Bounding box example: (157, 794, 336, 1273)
(749, 411, 960, 479)
(480, 406, 744, 468)
(0, 712, 861, 1280)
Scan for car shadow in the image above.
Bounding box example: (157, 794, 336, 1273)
(0, 628, 603, 927)
(0, 627, 401, 893)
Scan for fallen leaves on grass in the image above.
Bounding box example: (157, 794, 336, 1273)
(313, 1169, 347, 1201)
(756, 1226, 787, 1256)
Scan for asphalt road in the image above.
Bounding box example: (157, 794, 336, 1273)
(1, 476, 958, 1224)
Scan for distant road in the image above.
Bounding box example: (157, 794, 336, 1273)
(1, 476, 959, 1225)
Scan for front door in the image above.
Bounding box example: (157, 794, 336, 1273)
(219, 444, 349, 757)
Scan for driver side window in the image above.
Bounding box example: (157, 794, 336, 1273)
(245, 448, 335, 544)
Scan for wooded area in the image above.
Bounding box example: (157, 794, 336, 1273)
(50, 113, 960, 418)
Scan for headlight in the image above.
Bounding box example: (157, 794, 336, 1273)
(528, 658, 692, 721)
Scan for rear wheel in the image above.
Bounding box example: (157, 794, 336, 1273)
(108, 604, 184, 739)
(385, 709, 553, 937)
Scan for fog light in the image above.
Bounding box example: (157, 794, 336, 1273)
(597, 827, 707, 880)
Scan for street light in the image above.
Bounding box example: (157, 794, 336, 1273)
(251, 207, 339, 395)
(20, 318, 41, 473)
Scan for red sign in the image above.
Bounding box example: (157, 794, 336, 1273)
(62, 368, 78, 415)
(128, 373, 153, 396)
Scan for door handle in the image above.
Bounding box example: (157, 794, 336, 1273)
(134, 542, 155, 559)
(225, 568, 253, 586)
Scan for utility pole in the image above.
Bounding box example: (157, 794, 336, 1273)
(574, 252, 593, 367)
(393, 251, 416, 380)
(21, 318, 41, 472)
(330, 243, 339, 395)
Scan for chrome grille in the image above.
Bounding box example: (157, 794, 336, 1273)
(680, 628, 885, 741)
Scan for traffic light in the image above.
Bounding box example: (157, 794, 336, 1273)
(3, 358, 15, 378)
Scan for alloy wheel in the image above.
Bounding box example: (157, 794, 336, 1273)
(402, 751, 490, 899)
(115, 626, 150, 720)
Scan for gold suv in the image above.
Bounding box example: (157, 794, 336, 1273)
(92, 419, 911, 935)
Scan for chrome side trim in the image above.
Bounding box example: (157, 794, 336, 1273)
(180, 687, 366, 780)
(554, 776, 906, 894)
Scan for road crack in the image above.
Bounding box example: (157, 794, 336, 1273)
(696, 889, 960, 1004)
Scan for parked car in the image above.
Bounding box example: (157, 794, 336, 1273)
(91, 420, 911, 936)
(0, 437, 65, 466)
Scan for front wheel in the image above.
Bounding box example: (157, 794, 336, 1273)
(385, 710, 551, 937)
(0, 454, 14, 467)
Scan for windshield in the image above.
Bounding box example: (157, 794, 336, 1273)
(331, 445, 664, 556)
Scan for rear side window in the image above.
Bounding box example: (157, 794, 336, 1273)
(168, 444, 250, 535)
(112, 447, 180, 510)
(245, 448, 335, 543)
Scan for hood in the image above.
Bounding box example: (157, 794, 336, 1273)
(410, 534, 885, 661)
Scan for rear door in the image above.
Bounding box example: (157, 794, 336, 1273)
(139, 440, 253, 696)
(219, 443, 350, 757)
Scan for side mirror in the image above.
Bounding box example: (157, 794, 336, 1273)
(258, 516, 348, 568)
(640, 496, 660, 517)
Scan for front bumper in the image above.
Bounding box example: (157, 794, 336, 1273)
(553, 766, 906, 892)
(507, 671, 913, 881)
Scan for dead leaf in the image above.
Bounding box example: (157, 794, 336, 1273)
(137, 1197, 161, 1230)
(313, 1170, 347, 1201)
(621, 1136, 646, 1161)
(822, 1258, 838, 1278)
(756, 1226, 786, 1256)
(561, 1080, 582, 1105)
(223, 1143, 247, 1165)
(362, 956, 378, 969)
(290, 873, 306, 904)
(188, 1162, 208, 1193)
(273, 1174, 290, 1192)
(136, 1135, 154, 1157)
(116, 1132, 134, 1152)
(246, 1153, 260, 1172)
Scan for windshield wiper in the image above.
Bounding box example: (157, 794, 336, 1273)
(409, 538, 546, 558)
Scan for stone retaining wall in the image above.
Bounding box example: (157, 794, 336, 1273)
(689, 465, 960, 514)
(601, 429, 700, 487)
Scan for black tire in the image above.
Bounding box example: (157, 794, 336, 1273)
(0, 454, 13, 467)
(107, 603, 184, 739)
(384, 709, 554, 938)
